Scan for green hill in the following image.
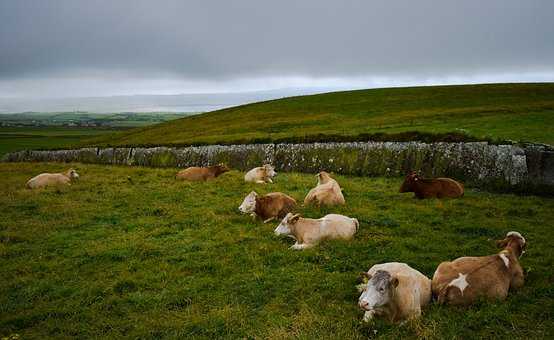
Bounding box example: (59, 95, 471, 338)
(88, 83, 554, 146)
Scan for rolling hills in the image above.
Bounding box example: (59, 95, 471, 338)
(86, 83, 554, 147)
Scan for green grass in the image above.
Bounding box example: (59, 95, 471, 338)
(88, 83, 554, 147)
(1, 163, 552, 339)
(0, 127, 118, 157)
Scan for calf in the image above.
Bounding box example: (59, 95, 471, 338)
(274, 212, 358, 250)
(26, 169, 80, 189)
(176, 164, 229, 181)
(304, 171, 345, 206)
(358, 262, 432, 323)
(399, 171, 464, 199)
(432, 231, 526, 305)
(244, 164, 277, 184)
(238, 191, 296, 223)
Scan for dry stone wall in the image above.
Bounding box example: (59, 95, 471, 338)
(3, 142, 553, 193)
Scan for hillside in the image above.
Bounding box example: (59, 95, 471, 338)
(87, 83, 554, 147)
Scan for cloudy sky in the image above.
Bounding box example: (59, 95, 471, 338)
(1, 0, 553, 100)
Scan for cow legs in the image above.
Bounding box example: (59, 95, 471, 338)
(267, 178, 273, 183)
(290, 242, 312, 250)
(255, 180, 266, 184)
(363, 310, 376, 322)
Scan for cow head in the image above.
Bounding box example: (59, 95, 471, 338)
(67, 168, 80, 180)
(274, 213, 301, 236)
(399, 171, 420, 193)
(263, 164, 277, 178)
(358, 270, 399, 311)
(317, 171, 332, 185)
(215, 163, 230, 175)
(239, 191, 258, 213)
(496, 231, 527, 258)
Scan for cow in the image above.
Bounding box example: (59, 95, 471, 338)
(357, 262, 432, 323)
(176, 164, 229, 181)
(238, 191, 297, 223)
(304, 171, 345, 206)
(399, 171, 464, 199)
(274, 212, 358, 250)
(26, 168, 80, 189)
(432, 231, 526, 306)
(244, 164, 277, 184)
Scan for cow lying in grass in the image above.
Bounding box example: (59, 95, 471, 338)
(432, 231, 526, 305)
(304, 171, 345, 206)
(238, 191, 296, 223)
(244, 164, 277, 184)
(176, 164, 229, 181)
(399, 171, 464, 199)
(274, 212, 358, 250)
(358, 262, 432, 323)
(26, 169, 80, 189)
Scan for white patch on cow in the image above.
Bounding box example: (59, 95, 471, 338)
(499, 253, 510, 268)
(274, 213, 292, 236)
(507, 231, 525, 245)
(238, 191, 257, 214)
(448, 273, 469, 295)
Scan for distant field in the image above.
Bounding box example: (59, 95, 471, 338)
(0, 163, 552, 338)
(0, 127, 118, 156)
(87, 83, 554, 147)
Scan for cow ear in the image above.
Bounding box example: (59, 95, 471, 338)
(391, 277, 399, 288)
(357, 272, 372, 284)
(290, 214, 301, 223)
(496, 238, 509, 248)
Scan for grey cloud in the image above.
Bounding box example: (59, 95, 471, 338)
(0, 0, 553, 91)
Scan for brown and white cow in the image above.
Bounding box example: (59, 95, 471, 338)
(399, 171, 464, 199)
(304, 171, 345, 206)
(274, 212, 358, 250)
(176, 164, 229, 181)
(358, 262, 432, 323)
(432, 231, 526, 305)
(244, 164, 277, 184)
(238, 191, 296, 223)
(26, 169, 80, 189)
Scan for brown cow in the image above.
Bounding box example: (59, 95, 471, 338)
(238, 191, 296, 223)
(176, 164, 229, 181)
(399, 171, 464, 199)
(432, 231, 526, 305)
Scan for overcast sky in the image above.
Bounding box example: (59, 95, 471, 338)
(1, 0, 553, 99)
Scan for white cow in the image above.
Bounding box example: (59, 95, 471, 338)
(274, 212, 358, 250)
(26, 169, 80, 189)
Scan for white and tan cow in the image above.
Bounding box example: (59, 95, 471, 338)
(274, 212, 358, 250)
(304, 171, 345, 206)
(238, 191, 296, 223)
(432, 231, 526, 305)
(244, 164, 277, 184)
(26, 169, 80, 189)
(358, 262, 432, 323)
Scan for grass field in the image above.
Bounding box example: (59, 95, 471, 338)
(0, 127, 118, 157)
(88, 83, 554, 147)
(1, 163, 553, 339)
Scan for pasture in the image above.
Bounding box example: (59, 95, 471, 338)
(1, 163, 553, 339)
(0, 127, 116, 157)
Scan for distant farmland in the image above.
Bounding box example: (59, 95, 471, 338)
(0, 112, 191, 156)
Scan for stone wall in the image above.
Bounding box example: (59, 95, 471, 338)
(3, 142, 554, 193)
